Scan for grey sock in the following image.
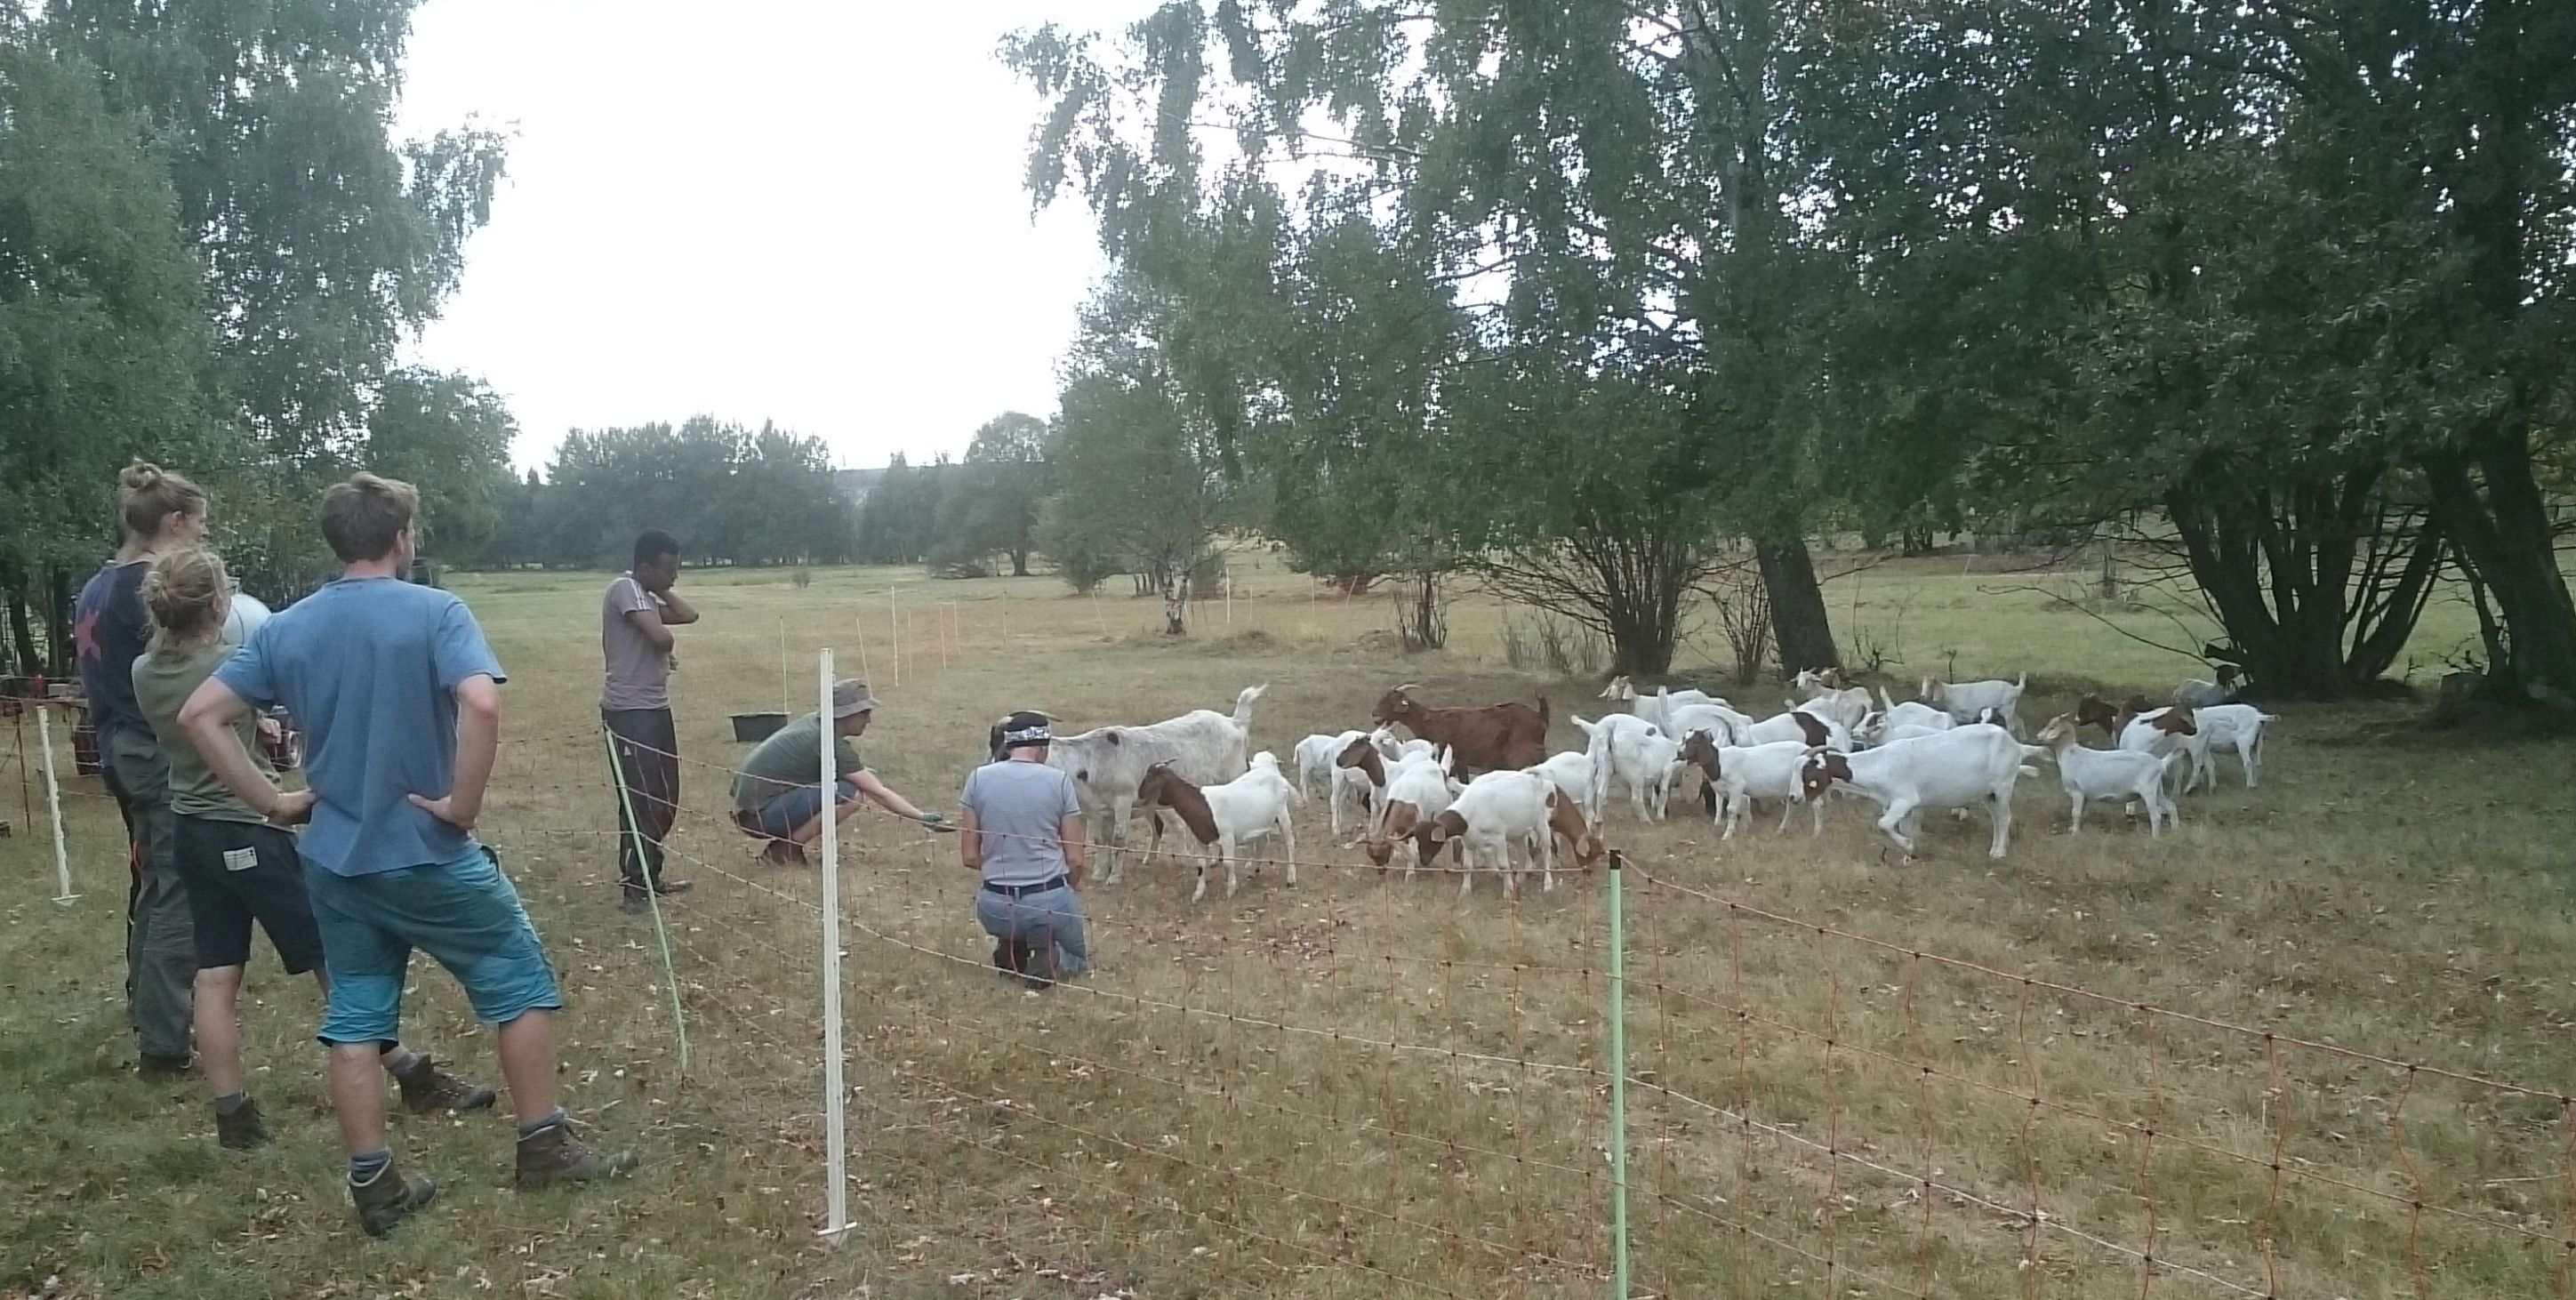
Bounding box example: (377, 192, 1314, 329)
(214, 1092, 249, 1116)
(515, 1108, 567, 1140)
(348, 1148, 392, 1184)
(380, 1049, 423, 1077)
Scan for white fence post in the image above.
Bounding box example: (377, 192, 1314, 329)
(815, 649, 851, 1242)
(36, 705, 76, 904)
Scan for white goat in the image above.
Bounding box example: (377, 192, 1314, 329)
(2035, 716, 2176, 835)
(1920, 672, 2028, 735)
(1800, 724, 2034, 859)
(1293, 730, 1368, 800)
(1792, 690, 1871, 736)
(1135, 751, 1302, 903)
(1600, 678, 1728, 734)
(1526, 750, 1601, 824)
(1738, 706, 1850, 750)
(1424, 769, 1560, 897)
(2182, 702, 2276, 790)
(1874, 687, 1955, 736)
(1575, 713, 1684, 822)
(1042, 685, 1267, 884)
(1675, 731, 1821, 838)
(1665, 701, 1753, 748)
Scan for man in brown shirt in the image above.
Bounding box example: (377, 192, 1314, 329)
(603, 531, 698, 911)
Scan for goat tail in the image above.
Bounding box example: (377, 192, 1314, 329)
(2017, 764, 2040, 779)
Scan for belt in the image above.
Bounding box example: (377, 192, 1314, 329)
(981, 875, 1069, 899)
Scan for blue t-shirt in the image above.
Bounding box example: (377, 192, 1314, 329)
(215, 576, 507, 877)
(74, 560, 152, 749)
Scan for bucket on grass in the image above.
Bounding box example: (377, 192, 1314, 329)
(731, 711, 788, 743)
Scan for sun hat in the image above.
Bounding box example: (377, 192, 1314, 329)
(830, 679, 879, 719)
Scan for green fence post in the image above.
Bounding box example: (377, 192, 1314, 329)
(605, 727, 691, 1072)
(1609, 849, 1632, 1298)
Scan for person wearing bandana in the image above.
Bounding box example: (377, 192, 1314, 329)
(958, 712, 1089, 986)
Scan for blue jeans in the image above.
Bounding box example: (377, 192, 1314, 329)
(742, 777, 863, 840)
(974, 884, 1089, 979)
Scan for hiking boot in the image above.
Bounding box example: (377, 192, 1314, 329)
(349, 1160, 438, 1237)
(215, 1096, 269, 1150)
(620, 879, 694, 912)
(759, 839, 807, 866)
(393, 1055, 499, 1115)
(514, 1117, 637, 1191)
(138, 1052, 194, 1081)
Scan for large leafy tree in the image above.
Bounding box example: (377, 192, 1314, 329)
(529, 418, 855, 568)
(1008, 0, 1854, 674)
(1042, 275, 1235, 628)
(938, 411, 1053, 575)
(0, 40, 209, 673)
(361, 368, 518, 559)
(45, 0, 509, 464)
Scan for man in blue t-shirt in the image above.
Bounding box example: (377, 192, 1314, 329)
(181, 473, 632, 1237)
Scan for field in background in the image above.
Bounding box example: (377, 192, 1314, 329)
(3, 555, 2572, 1299)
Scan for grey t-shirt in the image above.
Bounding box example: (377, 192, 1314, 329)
(959, 759, 1083, 887)
(600, 574, 671, 711)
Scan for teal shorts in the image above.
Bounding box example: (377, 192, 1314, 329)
(304, 845, 563, 1045)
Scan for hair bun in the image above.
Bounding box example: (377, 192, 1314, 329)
(121, 461, 165, 491)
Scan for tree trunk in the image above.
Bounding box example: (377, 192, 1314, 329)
(45, 567, 75, 678)
(2421, 435, 2576, 709)
(1009, 547, 1031, 578)
(1161, 574, 1189, 636)
(1756, 539, 1838, 677)
(6, 584, 36, 678)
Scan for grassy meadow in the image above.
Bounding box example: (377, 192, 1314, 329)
(3, 550, 2573, 1299)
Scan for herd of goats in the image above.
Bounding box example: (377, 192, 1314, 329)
(993, 665, 2275, 901)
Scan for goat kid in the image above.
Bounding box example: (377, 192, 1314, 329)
(1920, 671, 2028, 735)
(1424, 770, 1568, 897)
(2035, 715, 2176, 835)
(1134, 753, 1302, 903)
(1676, 730, 1822, 839)
(2182, 702, 2276, 790)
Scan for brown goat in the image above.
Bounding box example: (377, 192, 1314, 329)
(1334, 734, 1386, 790)
(1134, 762, 1220, 859)
(1370, 685, 1549, 777)
(1546, 791, 1606, 871)
(1678, 727, 1725, 818)
(1362, 798, 1456, 872)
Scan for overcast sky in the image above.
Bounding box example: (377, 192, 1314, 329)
(394, 1, 1145, 472)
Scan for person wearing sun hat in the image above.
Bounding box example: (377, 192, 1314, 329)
(958, 711, 1088, 986)
(731, 678, 944, 863)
